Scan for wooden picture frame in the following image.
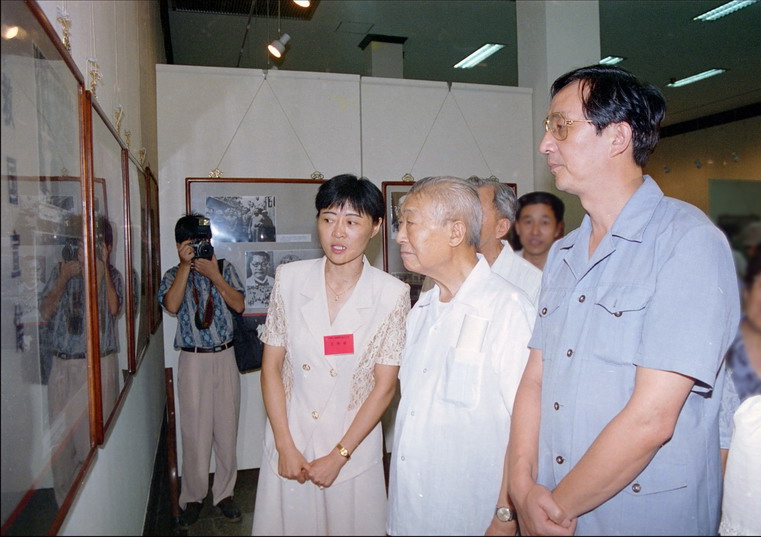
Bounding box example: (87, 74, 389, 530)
(146, 168, 161, 334)
(381, 181, 426, 304)
(185, 178, 325, 316)
(127, 155, 150, 368)
(0, 2, 90, 535)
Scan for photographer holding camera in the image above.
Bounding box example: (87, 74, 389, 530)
(40, 216, 123, 507)
(159, 213, 245, 529)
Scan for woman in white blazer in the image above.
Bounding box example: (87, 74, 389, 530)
(252, 174, 410, 536)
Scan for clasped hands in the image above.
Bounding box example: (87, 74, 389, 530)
(277, 446, 347, 490)
(513, 483, 576, 536)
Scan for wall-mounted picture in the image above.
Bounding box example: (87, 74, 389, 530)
(186, 178, 325, 315)
(206, 195, 276, 243)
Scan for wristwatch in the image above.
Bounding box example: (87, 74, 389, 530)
(335, 443, 351, 459)
(495, 505, 515, 523)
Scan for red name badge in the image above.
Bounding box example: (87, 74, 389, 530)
(324, 334, 354, 355)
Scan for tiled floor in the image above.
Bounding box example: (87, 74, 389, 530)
(142, 417, 259, 536)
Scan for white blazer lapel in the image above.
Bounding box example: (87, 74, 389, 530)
(299, 257, 331, 346)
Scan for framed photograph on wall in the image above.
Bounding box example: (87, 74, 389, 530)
(146, 169, 161, 334)
(381, 181, 425, 304)
(185, 178, 325, 316)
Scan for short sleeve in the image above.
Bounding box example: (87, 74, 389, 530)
(261, 265, 286, 348)
(636, 225, 739, 390)
(371, 288, 410, 366)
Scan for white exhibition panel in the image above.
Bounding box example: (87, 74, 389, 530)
(360, 77, 534, 193)
(157, 65, 534, 471)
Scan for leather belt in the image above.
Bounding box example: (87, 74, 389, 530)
(55, 351, 86, 360)
(180, 340, 234, 354)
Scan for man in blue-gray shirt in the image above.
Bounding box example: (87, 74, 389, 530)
(508, 65, 740, 535)
(159, 214, 245, 529)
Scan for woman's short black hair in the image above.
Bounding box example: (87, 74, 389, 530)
(315, 174, 384, 222)
(551, 64, 666, 167)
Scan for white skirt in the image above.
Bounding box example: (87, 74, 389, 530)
(252, 458, 387, 536)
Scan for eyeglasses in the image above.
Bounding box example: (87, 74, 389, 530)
(250, 261, 269, 268)
(543, 112, 594, 141)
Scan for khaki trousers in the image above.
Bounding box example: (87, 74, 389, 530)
(177, 346, 240, 509)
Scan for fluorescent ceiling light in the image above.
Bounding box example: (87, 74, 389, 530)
(599, 56, 625, 65)
(454, 43, 504, 69)
(666, 68, 726, 87)
(693, 0, 757, 21)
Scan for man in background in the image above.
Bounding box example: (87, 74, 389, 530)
(513, 191, 565, 271)
(468, 176, 542, 305)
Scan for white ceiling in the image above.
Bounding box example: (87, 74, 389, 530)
(163, 0, 761, 127)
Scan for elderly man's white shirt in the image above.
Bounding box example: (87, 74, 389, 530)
(386, 256, 536, 535)
(491, 240, 542, 306)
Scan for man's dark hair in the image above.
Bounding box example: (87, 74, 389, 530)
(517, 191, 565, 222)
(315, 174, 385, 222)
(174, 213, 210, 243)
(551, 64, 666, 167)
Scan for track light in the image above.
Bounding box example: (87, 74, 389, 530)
(268, 33, 290, 58)
(293, 0, 311, 7)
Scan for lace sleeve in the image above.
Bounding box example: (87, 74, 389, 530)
(372, 289, 410, 366)
(348, 288, 410, 410)
(261, 266, 287, 347)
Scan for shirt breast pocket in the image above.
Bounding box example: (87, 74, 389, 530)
(437, 347, 484, 409)
(592, 285, 652, 366)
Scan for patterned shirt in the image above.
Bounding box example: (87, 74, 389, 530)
(158, 259, 243, 349)
(40, 262, 124, 356)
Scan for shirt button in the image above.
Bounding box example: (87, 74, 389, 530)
(614, 311, 623, 317)
(556, 456, 565, 464)
(302, 364, 311, 371)
(631, 483, 641, 493)
(311, 410, 319, 420)
(541, 307, 548, 315)
(423, 368, 427, 373)
(330, 368, 337, 377)
(578, 295, 586, 303)
(410, 410, 415, 416)
(566, 349, 573, 357)
(401, 455, 406, 461)
(554, 402, 560, 410)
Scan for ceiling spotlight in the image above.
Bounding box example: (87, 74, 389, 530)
(268, 33, 290, 58)
(293, 0, 311, 7)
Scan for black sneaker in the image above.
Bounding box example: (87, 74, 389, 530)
(178, 501, 202, 529)
(216, 497, 241, 523)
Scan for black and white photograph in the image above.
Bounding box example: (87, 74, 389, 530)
(206, 195, 276, 243)
(245, 249, 275, 310)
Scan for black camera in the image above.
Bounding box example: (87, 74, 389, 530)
(190, 216, 214, 259)
(61, 238, 80, 261)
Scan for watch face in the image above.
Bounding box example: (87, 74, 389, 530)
(496, 506, 513, 522)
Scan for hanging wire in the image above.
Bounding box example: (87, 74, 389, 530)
(406, 84, 450, 179)
(407, 82, 496, 179)
(237, 0, 257, 68)
(450, 88, 496, 177)
(211, 73, 267, 173)
(264, 77, 319, 172)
